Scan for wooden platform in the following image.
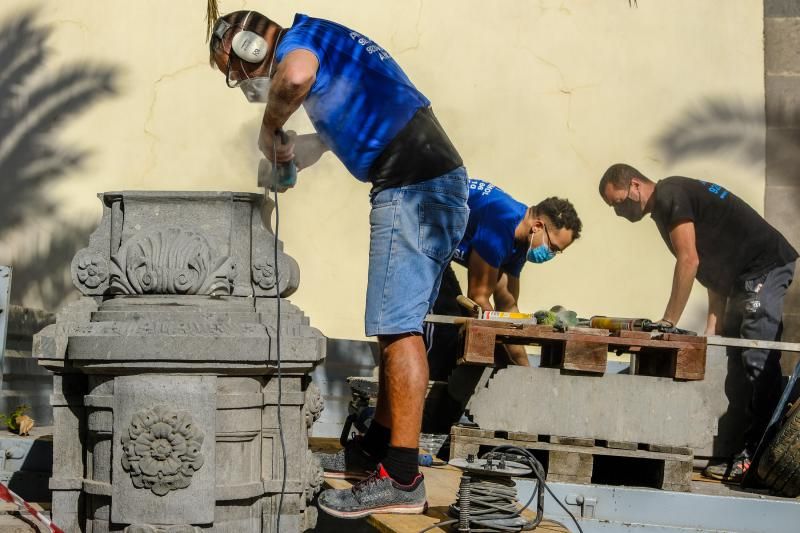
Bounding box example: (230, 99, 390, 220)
(459, 319, 707, 380)
(449, 426, 694, 492)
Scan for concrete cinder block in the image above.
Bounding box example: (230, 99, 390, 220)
(766, 18, 800, 75)
(466, 346, 750, 458)
(766, 76, 800, 131)
(782, 312, 800, 344)
(765, 127, 800, 188)
(765, 0, 800, 18)
(467, 366, 717, 448)
(765, 186, 800, 254)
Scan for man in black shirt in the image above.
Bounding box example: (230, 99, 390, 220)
(599, 163, 798, 482)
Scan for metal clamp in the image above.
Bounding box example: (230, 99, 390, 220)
(565, 492, 597, 518)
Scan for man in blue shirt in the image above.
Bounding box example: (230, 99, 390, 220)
(426, 180, 582, 382)
(209, 10, 468, 518)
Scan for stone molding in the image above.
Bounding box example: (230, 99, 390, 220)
(108, 227, 236, 296)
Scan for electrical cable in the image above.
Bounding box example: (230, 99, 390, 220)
(418, 445, 584, 533)
(272, 135, 288, 533)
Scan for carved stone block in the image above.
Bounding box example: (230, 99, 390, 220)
(34, 192, 325, 532)
(70, 192, 299, 298)
(112, 376, 215, 525)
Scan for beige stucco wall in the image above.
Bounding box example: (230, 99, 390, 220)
(0, 1, 766, 340)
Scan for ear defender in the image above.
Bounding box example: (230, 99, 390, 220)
(213, 11, 269, 64)
(231, 30, 268, 63)
(230, 11, 268, 63)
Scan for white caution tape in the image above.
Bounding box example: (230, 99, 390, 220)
(0, 482, 63, 533)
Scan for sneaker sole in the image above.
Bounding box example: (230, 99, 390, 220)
(322, 470, 371, 481)
(701, 471, 726, 481)
(318, 501, 427, 519)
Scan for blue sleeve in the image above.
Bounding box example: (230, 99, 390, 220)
(276, 24, 326, 68)
(470, 216, 513, 270)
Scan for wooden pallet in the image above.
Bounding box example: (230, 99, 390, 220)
(459, 319, 707, 380)
(449, 425, 694, 492)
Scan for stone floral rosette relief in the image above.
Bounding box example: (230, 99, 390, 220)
(121, 405, 205, 496)
(251, 260, 275, 290)
(109, 227, 236, 296)
(71, 250, 110, 292)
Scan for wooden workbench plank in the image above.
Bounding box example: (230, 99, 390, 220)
(469, 321, 707, 350)
(427, 313, 800, 353)
(461, 320, 707, 379)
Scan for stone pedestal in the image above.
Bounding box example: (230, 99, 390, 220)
(33, 192, 326, 532)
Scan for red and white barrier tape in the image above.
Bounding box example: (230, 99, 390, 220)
(0, 482, 63, 533)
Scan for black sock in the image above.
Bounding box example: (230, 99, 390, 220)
(361, 420, 391, 459)
(382, 445, 419, 485)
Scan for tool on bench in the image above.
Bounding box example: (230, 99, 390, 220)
(456, 295, 536, 321)
(257, 129, 297, 192)
(589, 315, 696, 336)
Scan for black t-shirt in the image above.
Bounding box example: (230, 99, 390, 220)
(368, 106, 463, 194)
(650, 176, 798, 295)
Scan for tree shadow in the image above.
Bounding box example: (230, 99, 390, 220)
(7, 220, 97, 311)
(656, 97, 800, 188)
(0, 8, 120, 310)
(656, 98, 767, 168)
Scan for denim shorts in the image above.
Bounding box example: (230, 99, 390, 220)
(365, 168, 469, 337)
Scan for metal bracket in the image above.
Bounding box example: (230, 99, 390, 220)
(564, 492, 597, 518)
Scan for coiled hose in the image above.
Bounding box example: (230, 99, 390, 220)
(419, 445, 584, 533)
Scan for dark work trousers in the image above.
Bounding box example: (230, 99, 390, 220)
(424, 264, 470, 382)
(723, 260, 796, 454)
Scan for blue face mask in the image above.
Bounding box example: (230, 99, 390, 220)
(527, 226, 557, 264)
(527, 244, 555, 264)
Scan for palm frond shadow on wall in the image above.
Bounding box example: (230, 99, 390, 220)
(657, 98, 800, 188)
(0, 8, 121, 310)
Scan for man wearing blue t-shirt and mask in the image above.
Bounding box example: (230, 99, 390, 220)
(426, 180, 583, 381)
(209, 10, 468, 518)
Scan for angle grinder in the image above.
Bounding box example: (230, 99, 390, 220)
(257, 128, 297, 192)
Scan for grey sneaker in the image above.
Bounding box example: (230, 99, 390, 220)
(318, 464, 427, 519)
(702, 451, 751, 483)
(316, 437, 378, 480)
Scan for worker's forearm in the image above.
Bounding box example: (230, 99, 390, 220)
(504, 344, 530, 366)
(662, 258, 698, 325)
(261, 79, 310, 132)
(705, 289, 727, 335)
(471, 296, 493, 313)
(493, 297, 519, 314)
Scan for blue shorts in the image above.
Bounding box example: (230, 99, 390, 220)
(365, 168, 469, 337)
